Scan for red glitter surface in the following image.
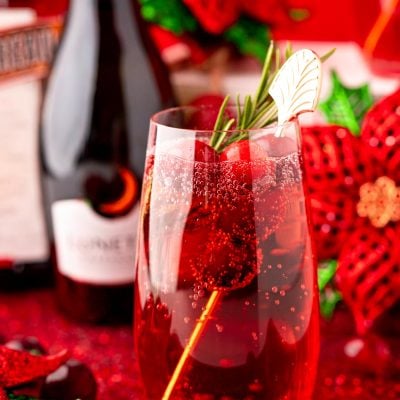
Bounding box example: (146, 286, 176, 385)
(316, 307, 400, 400)
(0, 289, 399, 399)
(0, 289, 144, 399)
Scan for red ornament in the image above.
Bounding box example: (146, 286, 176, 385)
(0, 346, 68, 388)
(302, 88, 400, 334)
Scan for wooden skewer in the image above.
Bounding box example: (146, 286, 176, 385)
(162, 290, 222, 400)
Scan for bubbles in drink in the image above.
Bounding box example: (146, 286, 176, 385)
(136, 140, 319, 399)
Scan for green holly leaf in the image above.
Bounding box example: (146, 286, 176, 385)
(320, 288, 342, 319)
(139, 0, 197, 35)
(318, 260, 342, 318)
(318, 259, 338, 290)
(319, 71, 374, 135)
(224, 17, 270, 62)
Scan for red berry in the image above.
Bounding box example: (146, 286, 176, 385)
(188, 94, 236, 131)
(258, 135, 297, 157)
(257, 135, 298, 157)
(162, 139, 219, 163)
(221, 139, 266, 162)
(191, 229, 259, 291)
(179, 199, 217, 288)
(190, 94, 226, 108)
(40, 359, 97, 400)
(220, 140, 274, 185)
(255, 186, 289, 240)
(194, 140, 219, 163)
(187, 95, 227, 131)
(178, 199, 260, 292)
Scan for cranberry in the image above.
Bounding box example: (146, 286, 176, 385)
(194, 140, 219, 163)
(40, 359, 97, 400)
(220, 140, 274, 185)
(178, 199, 217, 288)
(188, 95, 228, 130)
(190, 94, 226, 108)
(162, 138, 219, 163)
(191, 229, 260, 291)
(221, 139, 266, 162)
(257, 135, 298, 157)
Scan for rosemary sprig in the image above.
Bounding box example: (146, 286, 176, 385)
(209, 95, 235, 152)
(210, 41, 291, 152)
(209, 43, 335, 152)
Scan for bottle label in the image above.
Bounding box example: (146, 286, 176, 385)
(0, 19, 62, 81)
(0, 12, 61, 264)
(52, 199, 139, 285)
(0, 77, 49, 263)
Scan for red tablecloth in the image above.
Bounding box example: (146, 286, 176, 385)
(0, 289, 399, 399)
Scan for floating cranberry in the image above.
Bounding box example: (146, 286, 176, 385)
(162, 138, 219, 163)
(187, 95, 228, 130)
(220, 140, 274, 185)
(191, 229, 260, 292)
(194, 140, 219, 163)
(40, 359, 97, 400)
(257, 135, 298, 157)
(221, 139, 267, 162)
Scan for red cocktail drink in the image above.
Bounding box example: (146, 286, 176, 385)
(134, 107, 319, 399)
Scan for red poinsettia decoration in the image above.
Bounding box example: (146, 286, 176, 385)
(302, 88, 400, 334)
(0, 345, 68, 398)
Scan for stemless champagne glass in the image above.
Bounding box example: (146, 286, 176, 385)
(134, 106, 319, 400)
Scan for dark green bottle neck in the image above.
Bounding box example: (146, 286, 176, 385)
(78, 0, 129, 165)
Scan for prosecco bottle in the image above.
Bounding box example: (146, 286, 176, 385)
(0, 9, 61, 290)
(41, 0, 173, 322)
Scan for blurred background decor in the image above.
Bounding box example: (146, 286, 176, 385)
(134, 0, 400, 106)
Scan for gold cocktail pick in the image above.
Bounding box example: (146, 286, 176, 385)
(269, 48, 322, 136)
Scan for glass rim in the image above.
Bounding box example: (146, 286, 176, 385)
(150, 105, 299, 134)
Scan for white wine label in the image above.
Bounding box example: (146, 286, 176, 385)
(0, 10, 57, 264)
(0, 78, 49, 262)
(52, 199, 139, 284)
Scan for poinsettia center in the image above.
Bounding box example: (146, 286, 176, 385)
(357, 176, 400, 228)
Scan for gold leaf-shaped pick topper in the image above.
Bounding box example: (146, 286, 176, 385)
(269, 49, 322, 136)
